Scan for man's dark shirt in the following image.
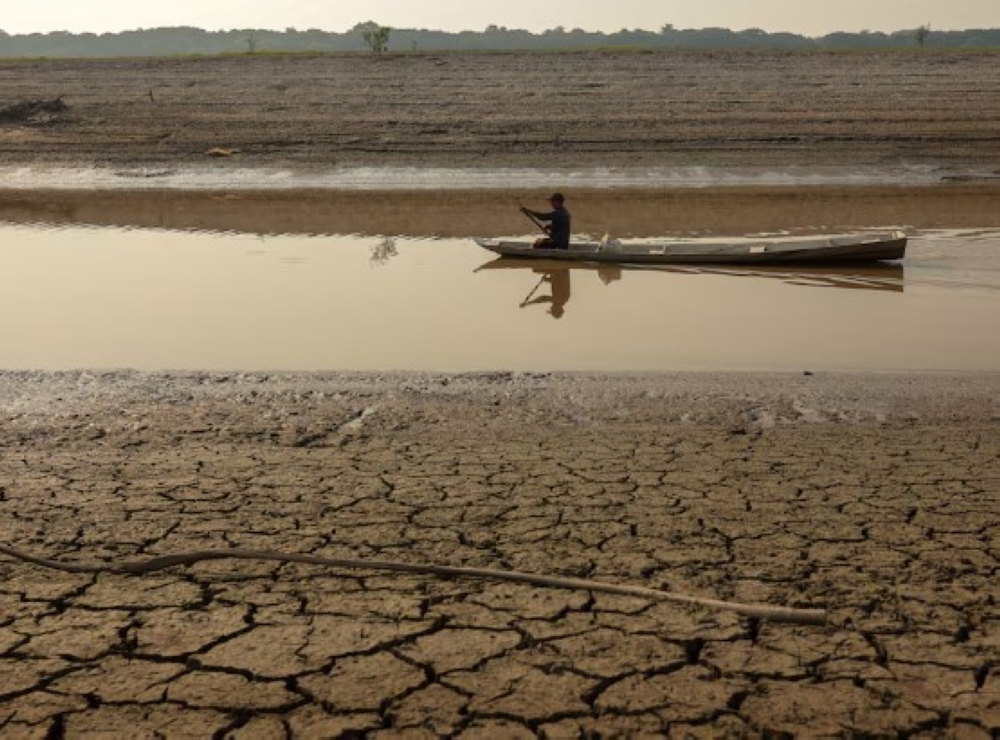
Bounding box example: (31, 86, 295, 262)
(531, 206, 571, 248)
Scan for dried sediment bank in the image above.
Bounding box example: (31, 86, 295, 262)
(1, 51, 999, 172)
(1, 371, 997, 736)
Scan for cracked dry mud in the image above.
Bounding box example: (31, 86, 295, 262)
(0, 371, 997, 737)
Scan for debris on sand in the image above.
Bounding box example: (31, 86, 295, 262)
(205, 147, 239, 157)
(0, 97, 68, 125)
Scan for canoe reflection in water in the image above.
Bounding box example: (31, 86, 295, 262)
(480, 258, 904, 318)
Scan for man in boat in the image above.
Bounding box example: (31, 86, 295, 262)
(521, 193, 571, 249)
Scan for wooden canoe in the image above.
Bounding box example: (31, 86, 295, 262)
(475, 231, 907, 265)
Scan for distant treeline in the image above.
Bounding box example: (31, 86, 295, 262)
(2, 23, 999, 58)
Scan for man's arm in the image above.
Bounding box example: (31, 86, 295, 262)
(521, 208, 555, 221)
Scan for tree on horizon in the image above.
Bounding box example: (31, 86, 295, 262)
(915, 24, 932, 48)
(358, 22, 391, 54)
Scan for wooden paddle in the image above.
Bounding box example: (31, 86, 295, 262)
(519, 275, 547, 307)
(519, 205, 549, 236)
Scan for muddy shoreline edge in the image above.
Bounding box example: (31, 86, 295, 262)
(3, 369, 999, 423)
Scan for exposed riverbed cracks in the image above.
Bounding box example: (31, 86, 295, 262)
(0, 371, 997, 736)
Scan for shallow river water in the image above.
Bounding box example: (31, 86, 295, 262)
(1, 224, 998, 372)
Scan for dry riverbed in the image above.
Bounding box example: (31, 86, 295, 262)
(1, 371, 997, 737)
(1, 51, 999, 173)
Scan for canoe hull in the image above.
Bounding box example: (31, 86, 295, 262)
(475, 232, 907, 265)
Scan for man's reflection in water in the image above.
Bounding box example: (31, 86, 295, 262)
(521, 268, 571, 319)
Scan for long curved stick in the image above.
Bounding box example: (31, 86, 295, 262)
(0, 544, 826, 625)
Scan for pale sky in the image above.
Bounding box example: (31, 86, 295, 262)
(1, 0, 996, 36)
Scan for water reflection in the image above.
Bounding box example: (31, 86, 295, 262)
(479, 258, 905, 314)
(4, 224, 996, 372)
(519, 269, 572, 319)
(369, 236, 398, 266)
(514, 265, 630, 319)
(684, 264, 905, 293)
(597, 265, 623, 285)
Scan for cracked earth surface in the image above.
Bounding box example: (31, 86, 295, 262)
(0, 371, 997, 738)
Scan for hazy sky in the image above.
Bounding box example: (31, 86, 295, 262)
(2, 0, 996, 35)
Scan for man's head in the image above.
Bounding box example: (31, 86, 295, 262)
(549, 192, 565, 206)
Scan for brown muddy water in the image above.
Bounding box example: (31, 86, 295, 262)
(1, 224, 998, 372)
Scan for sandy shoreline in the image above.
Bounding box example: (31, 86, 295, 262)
(1, 370, 998, 736)
(3, 369, 998, 421)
